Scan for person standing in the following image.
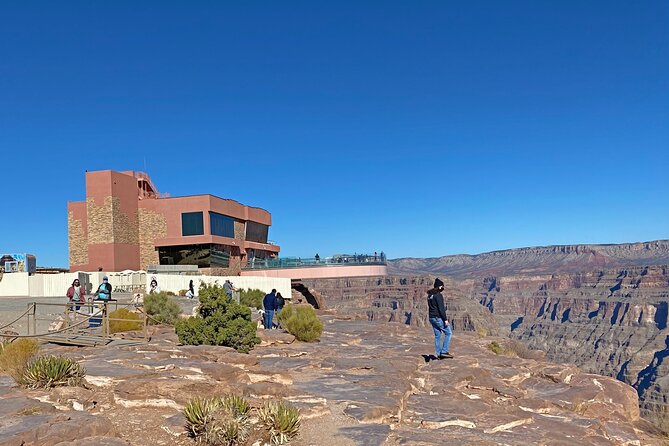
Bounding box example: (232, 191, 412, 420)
(427, 278, 452, 359)
(223, 280, 236, 303)
(66, 279, 86, 311)
(187, 279, 195, 299)
(149, 277, 160, 294)
(263, 289, 278, 329)
(95, 276, 112, 301)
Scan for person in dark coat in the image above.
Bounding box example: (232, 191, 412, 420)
(263, 289, 278, 329)
(427, 278, 452, 359)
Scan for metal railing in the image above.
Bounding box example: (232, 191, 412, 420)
(243, 253, 387, 270)
(11, 300, 150, 345)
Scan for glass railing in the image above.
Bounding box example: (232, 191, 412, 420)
(243, 254, 387, 270)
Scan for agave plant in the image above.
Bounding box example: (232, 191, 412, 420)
(221, 394, 251, 419)
(184, 395, 252, 445)
(22, 355, 85, 389)
(258, 401, 301, 445)
(183, 397, 222, 438)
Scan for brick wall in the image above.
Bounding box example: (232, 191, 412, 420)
(68, 211, 88, 267)
(138, 208, 168, 270)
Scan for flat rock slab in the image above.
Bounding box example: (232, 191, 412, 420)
(0, 318, 664, 446)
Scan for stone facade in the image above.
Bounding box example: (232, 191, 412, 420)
(138, 208, 168, 270)
(68, 211, 88, 267)
(86, 197, 114, 245)
(234, 220, 245, 240)
(85, 197, 138, 245)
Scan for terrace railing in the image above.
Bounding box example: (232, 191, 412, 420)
(243, 254, 387, 270)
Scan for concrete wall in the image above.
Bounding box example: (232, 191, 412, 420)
(146, 274, 291, 300)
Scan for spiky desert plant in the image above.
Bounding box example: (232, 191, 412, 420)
(184, 397, 222, 439)
(22, 355, 85, 389)
(221, 394, 250, 419)
(184, 395, 252, 445)
(258, 401, 301, 445)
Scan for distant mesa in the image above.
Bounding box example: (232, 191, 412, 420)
(388, 240, 669, 278)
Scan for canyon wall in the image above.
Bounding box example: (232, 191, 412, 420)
(296, 275, 499, 335)
(461, 265, 669, 427)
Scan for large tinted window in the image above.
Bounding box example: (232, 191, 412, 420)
(246, 221, 269, 243)
(182, 212, 204, 236)
(210, 212, 235, 238)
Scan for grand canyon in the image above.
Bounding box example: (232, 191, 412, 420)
(323, 240, 669, 430)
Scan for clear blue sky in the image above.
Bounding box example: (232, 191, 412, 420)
(1, 1, 668, 267)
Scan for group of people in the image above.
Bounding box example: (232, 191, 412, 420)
(66, 276, 112, 310)
(262, 288, 286, 329)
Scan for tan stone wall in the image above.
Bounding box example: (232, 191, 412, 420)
(234, 220, 245, 240)
(138, 208, 168, 270)
(68, 211, 88, 267)
(87, 197, 139, 245)
(86, 197, 114, 244)
(111, 198, 138, 245)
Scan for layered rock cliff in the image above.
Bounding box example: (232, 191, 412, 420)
(462, 265, 669, 428)
(389, 240, 669, 278)
(296, 275, 499, 335)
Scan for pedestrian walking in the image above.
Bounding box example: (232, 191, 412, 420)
(427, 278, 452, 359)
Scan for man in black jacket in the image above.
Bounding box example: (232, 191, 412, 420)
(427, 278, 453, 359)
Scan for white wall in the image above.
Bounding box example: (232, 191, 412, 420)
(146, 274, 291, 300)
(0, 272, 88, 297)
(0, 271, 290, 299)
(0, 272, 31, 297)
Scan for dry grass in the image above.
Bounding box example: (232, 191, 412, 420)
(0, 339, 40, 384)
(486, 339, 543, 360)
(108, 308, 143, 334)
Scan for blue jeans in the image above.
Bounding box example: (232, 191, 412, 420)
(264, 310, 274, 329)
(429, 317, 452, 356)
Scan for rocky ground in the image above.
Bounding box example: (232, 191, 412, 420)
(1, 314, 666, 446)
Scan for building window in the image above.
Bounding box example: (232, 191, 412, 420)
(182, 212, 204, 236)
(211, 244, 231, 267)
(246, 221, 269, 243)
(210, 212, 235, 238)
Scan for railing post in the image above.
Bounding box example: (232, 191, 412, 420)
(31, 303, 36, 336)
(102, 302, 109, 340)
(143, 310, 148, 343)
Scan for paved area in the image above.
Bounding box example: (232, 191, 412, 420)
(0, 294, 199, 335)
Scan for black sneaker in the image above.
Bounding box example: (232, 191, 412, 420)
(440, 352, 454, 359)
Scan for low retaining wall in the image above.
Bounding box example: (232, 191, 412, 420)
(0, 271, 289, 300)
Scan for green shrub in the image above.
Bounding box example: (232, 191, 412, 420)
(239, 288, 264, 309)
(108, 308, 143, 334)
(0, 339, 40, 384)
(166, 291, 176, 296)
(144, 292, 182, 325)
(175, 283, 260, 353)
(22, 355, 85, 389)
(258, 401, 301, 445)
(278, 304, 323, 342)
(184, 394, 251, 445)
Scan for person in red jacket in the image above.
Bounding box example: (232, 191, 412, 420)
(66, 279, 86, 311)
